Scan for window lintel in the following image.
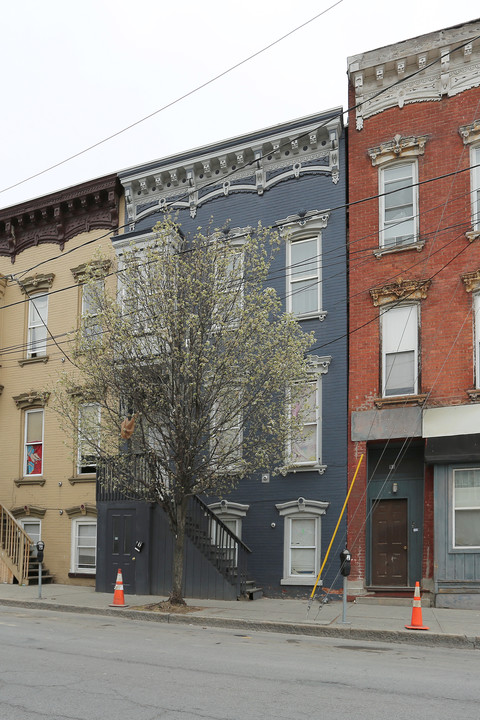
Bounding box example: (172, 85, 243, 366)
(276, 498, 329, 516)
(19, 273, 55, 295)
(13, 391, 50, 410)
(462, 269, 480, 293)
(66, 504, 97, 518)
(368, 134, 428, 167)
(459, 119, 480, 146)
(71, 259, 111, 284)
(370, 278, 431, 306)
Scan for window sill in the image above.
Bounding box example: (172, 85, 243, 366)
(68, 572, 96, 579)
(68, 475, 96, 485)
(15, 477, 46, 487)
(18, 355, 49, 367)
(281, 576, 322, 586)
(374, 393, 427, 409)
(290, 464, 327, 475)
(373, 240, 425, 258)
(294, 310, 327, 322)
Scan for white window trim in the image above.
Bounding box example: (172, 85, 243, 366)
(276, 498, 329, 585)
(475, 294, 480, 389)
(24, 408, 44, 477)
(451, 467, 480, 551)
(379, 161, 419, 250)
(288, 355, 330, 473)
(471, 146, 480, 233)
(77, 403, 100, 475)
(70, 518, 97, 574)
(208, 501, 249, 538)
(286, 232, 324, 320)
(27, 293, 48, 358)
(381, 303, 419, 398)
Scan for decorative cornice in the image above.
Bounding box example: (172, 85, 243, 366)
(462, 269, 480, 293)
(370, 278, 431, 306)
(374, 394, 428, 409)
(368, 134, 428, 167)
(13, 391, 50, 410)
(0, 174, 121, 263)
(19, 273, 55, 295)
(459, 118, 480, 145)
(348, 21, 480, 130)
(71, 259, 111, 284)
(65, 503, 97, 518)
(119, 115, 343, 227)
(11, 505, 47, 519)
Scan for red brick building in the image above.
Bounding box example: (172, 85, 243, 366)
(347, 20, 480, 608)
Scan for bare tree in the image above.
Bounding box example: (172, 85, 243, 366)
(57, 217, 314, 604)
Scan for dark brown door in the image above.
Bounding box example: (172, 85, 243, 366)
(371, 499, 408, 586)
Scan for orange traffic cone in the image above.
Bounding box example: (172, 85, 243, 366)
(109, 569, 128, 608)
(405, 581, 429, 630)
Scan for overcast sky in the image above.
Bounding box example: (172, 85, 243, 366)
(0, 1, 474, 209)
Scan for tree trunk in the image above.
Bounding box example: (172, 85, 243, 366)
(169, 498, 188, 605)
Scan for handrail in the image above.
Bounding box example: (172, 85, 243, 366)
(0, 505, 32, 584)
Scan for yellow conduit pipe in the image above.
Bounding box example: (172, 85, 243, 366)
(309, 453, 364, 600)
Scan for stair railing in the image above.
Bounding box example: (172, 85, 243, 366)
(187, 495, 251, 598)
(0, 505, 32, 584)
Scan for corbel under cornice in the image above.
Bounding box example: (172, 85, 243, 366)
(368, 134, 428, 167)
(370, 278, 431, 306)
(0, 274, 7, 300)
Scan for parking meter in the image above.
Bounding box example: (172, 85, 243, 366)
(340, 548, 351, 577)
(36, 540, 45, 564)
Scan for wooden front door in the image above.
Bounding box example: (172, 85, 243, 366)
(371, 499, 408, 586)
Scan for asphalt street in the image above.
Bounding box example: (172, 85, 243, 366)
(0, 605, 478, 720)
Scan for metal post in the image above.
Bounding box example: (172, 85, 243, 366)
(337, 575, 351, 625)
(38, 561, 42, 599)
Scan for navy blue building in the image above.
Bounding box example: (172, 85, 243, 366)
(96, 110, 348, 598)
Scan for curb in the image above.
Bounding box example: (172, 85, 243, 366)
(0, 598, 478, 650)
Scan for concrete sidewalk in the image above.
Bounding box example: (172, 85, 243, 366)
(0, 582, 479, 649)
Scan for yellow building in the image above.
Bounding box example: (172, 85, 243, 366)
(0, 175, 121, 586)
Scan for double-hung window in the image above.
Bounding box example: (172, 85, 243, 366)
(381, 304, 418, 397)
(472, 146, 480, 232)
(77, 403, 100, 474)
(27, 294, 48, 358)
(211, 393, 243, 471)
(81, 280, 103, 340)
(290, 380, 319, 467)
(24, 409, 44, 476)
(453, 468, 480, 548)
(71, 519, 97, 574)
(287, 236, 321, 317)
(380, 162, 418, 248)
(276, 499, 329, 585)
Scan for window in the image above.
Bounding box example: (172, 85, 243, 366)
(287, 236, 321, 317)
(276, 499, 328, 585)
(290, 380, 319, 467)
(453, 468, 480, 548)
(475, 294, 480, 388)
(24, 409, 44, 476)
(211, 393, 243, 470)
(77, 404, 100, 474)
(380, 162, 418, 248)
(81, 279, 103, 340)
(288, 355, 330, 472)
(21, 519, 41, 546)
(472, 146, 480, 232)
(71, 519, 97, 573)
(27, 293, 48, 358)
(381, 304, 418, 397)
